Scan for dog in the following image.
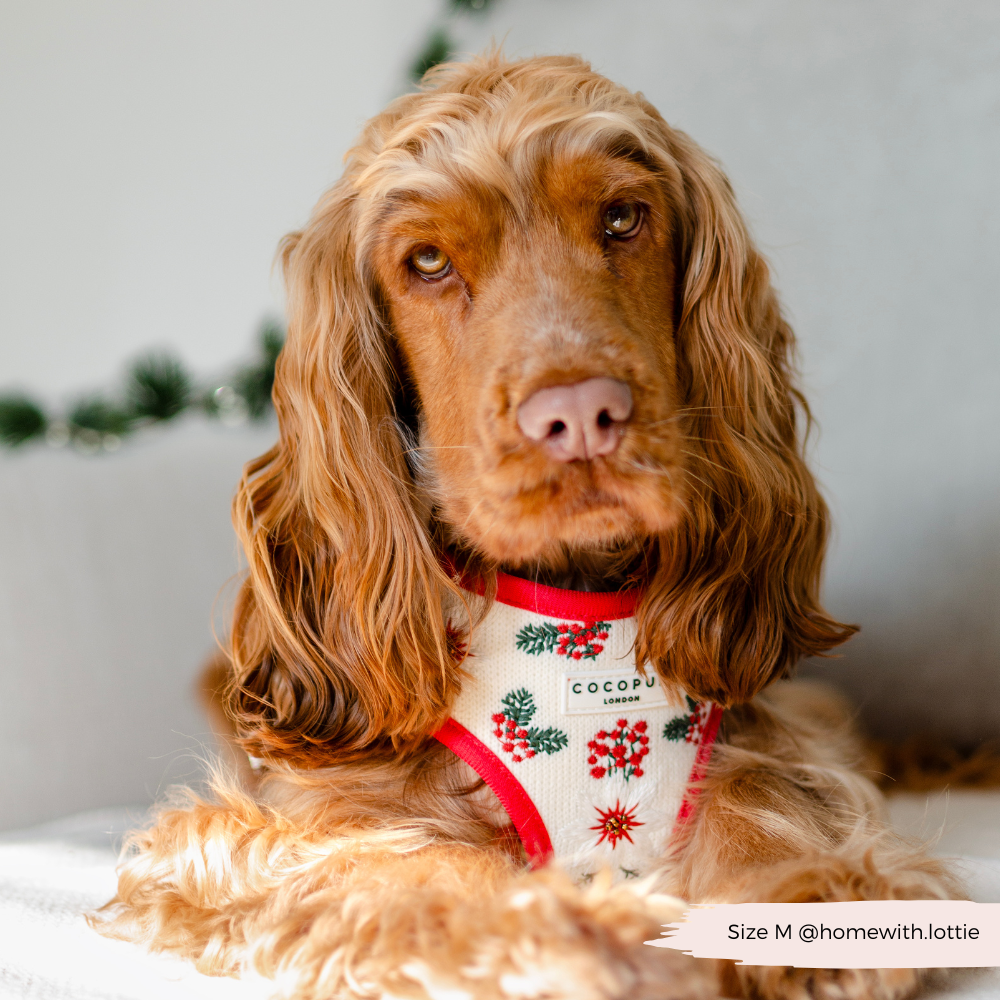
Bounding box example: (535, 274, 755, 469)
(95, 53, 960, 1000)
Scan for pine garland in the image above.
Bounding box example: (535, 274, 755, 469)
(0, 322, 284, 454)
(3, 0, 501, 455)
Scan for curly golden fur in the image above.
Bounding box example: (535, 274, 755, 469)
(94, 53, 962, 1000)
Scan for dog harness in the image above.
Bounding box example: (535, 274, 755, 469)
(433, 572, 723, 882)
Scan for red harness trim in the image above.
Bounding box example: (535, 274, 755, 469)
(674, 703, 724, 827)
(492, 571, 640, 621)
(432, 717, 554, 866)
(443, 559, 641, 622)
(433, 704, 723, 868)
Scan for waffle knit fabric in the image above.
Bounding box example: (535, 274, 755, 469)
(435, 571, 723, 883)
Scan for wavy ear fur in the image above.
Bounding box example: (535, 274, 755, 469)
(228, 178, 461, 767)
(635, 121, 857, 705)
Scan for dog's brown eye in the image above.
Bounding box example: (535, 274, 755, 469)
(411, 246, 451, 277)
(603, 202, 640, 238)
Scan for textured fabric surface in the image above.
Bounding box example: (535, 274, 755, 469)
(444, 581, 719, 881)
(0, 809, 272, 1000)
(0, 798, 998, 999)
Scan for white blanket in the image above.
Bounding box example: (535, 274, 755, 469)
(1, 795, 998, 999)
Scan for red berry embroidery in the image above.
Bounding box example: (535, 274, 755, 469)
(590, 800, 643, 849)
(588, 718, 648, 782)
(491, 687, 568, 764)
(516, 620, 613, 659)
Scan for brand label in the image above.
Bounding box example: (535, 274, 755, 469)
(560, 667, 670, 715)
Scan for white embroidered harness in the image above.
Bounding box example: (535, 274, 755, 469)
(434, 572, 722, 882)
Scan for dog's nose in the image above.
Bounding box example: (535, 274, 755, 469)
(517, 378, 633, 462)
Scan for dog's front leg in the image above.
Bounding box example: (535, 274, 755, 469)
(96, 792, 715, 1000)
(251, 848, 719, 1000)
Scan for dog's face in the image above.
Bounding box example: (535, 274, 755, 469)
(227, 56, 856, 764)
(368, 147, 682, 565)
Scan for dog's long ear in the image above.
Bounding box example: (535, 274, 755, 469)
(635, 126, 857, 705)
(227, 180, 461, 766)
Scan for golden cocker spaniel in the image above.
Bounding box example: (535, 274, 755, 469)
(96, 53, 959, 1000)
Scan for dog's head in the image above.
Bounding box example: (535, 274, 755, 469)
(229, 54, 856, 766)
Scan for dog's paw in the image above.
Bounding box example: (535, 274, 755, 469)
(472, 872, 717, 1000)
(489, 949, 713, 1000)
(736, 964, 923, 1000)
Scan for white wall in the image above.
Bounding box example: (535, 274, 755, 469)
(1, 0, 997, 828)
(0, 422, 275, 830)
(0, 0, 435, 396)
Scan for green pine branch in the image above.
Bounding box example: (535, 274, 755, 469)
(500, 687, 536, 727)
(410, 0, 497, 83)
(230, 322, 284, 419)
(663, 716, 689, 742)
(515, 622, 560, 656)
(411, 29, 451, 81)
(0, 396, 46, 447)
(128, 354, 192, 421)
(526, 725, 568, 756)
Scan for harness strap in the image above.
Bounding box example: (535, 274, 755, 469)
(674, 703, 725, 828)
(433, 717, 554, 866)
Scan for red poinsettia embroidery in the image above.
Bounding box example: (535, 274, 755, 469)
(590, 800, 644, 849)
(587, 718, 649, 781)
(490, 688, 568, 764)
(515, 620, 611, 660)
(662, 696, 712, 743)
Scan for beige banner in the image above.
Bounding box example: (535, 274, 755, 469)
(646, 901, 1000, 968)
